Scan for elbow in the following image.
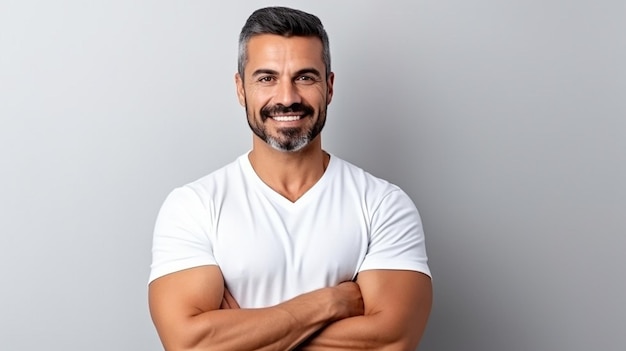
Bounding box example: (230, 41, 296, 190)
(155, 329, 198, 351)
(388, 337, 424, 351)
(365, 313, 428, 351)
(375, 332, 421, 351)
(154, 315, 220, 351)
(365, 330, 421, 351)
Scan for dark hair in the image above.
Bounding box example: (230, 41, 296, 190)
(238, 6, 331, 78)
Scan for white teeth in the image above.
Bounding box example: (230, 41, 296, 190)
(272, 116, 301, 122)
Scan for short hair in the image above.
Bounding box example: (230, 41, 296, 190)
(238, 6, 331, 79)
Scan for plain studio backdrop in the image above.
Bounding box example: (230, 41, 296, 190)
(1, 1, 624, 350)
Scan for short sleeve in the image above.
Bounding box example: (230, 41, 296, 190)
(148, 186, 217, 284)
(358, 189, 431, 278)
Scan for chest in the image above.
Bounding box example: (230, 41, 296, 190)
(211, 192, 369, 302)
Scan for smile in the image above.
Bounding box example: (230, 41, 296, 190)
(271, 115, 302, 122)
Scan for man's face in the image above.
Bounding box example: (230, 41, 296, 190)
(236, 34, 334, 152)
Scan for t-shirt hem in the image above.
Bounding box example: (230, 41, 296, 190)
(148, 259, 218, 285)
(358, 261, 431, 278)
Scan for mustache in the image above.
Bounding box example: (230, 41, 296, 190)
(261, 103, 314, 120)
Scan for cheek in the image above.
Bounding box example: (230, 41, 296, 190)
(245, 87, 274, 109)
(289, 87, 319, 106)
(312, 86, 329, 104)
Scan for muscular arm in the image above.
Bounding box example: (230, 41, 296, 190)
(298, 270, 433, 351)
(148, 265, 363, 351)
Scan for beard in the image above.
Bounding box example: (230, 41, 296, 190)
(246, 102, 327, 152)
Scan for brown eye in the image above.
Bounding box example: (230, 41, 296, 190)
(258, 76, 275, 83)
(296, 76, 316, 84)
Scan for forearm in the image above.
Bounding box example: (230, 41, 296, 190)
(178, 306, 322, 351)
(154, 283, 363, 351)
(297, 314, 413, 351)
(297, 271, 433, 351)
(180, 294, 333, 351)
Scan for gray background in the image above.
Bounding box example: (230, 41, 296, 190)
(1, 1, 624, 350)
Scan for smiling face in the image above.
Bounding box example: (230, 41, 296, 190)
(236, 34, 334, 152)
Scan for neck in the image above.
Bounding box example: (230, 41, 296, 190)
(249, 135, 329, 202)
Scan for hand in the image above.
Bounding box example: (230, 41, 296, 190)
(220, 282, 363, 319)
(332, 281, 364, 319)
(220, 288, 240, 309)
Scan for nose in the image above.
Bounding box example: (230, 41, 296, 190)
(275, 79, 301, 106)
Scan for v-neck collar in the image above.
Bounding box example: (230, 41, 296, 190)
(239, 151, 334, 208)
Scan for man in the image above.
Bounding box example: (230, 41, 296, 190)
(149, 6, 432, 351)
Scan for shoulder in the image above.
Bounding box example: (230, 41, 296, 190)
(328, 154, 420, 224)
(329, 154, 405, 200)
(155, 152, 250, 216)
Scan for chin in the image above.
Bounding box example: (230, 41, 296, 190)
(267, 137, 310, 153)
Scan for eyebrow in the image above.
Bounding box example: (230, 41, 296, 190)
(251, 68, 323, 79)
(251, 69, 279, 77)
(294, 68, 322, 78)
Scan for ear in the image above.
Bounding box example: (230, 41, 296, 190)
(235, 72, 246, 107)
(326, 72, 335, 105)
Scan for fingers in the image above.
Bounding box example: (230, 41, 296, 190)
(220, 297, 230, 309)
(220, 288, 241, 309)
(333, 281, 364, 318)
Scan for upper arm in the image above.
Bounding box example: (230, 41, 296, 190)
(356, 269, 433, 349)
(149, 265, 224, 350)
(360, 189, 430, 277)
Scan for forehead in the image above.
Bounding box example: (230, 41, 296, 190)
(245, 34, 324, 74)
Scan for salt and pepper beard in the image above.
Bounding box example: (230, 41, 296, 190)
(245, 100, 327, 152)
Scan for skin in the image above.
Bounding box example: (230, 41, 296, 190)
(149, 266, 364, 351)
(235, 34, 334, 202)
(149, 34, 433, 350)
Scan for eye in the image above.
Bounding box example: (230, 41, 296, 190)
(258, 76, 276, 83)
(295, 75, 317, 84)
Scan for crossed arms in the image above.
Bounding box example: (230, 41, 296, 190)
(149, 265, 432, 351)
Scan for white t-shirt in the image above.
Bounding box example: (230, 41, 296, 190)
(149, 152, 430, 308)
